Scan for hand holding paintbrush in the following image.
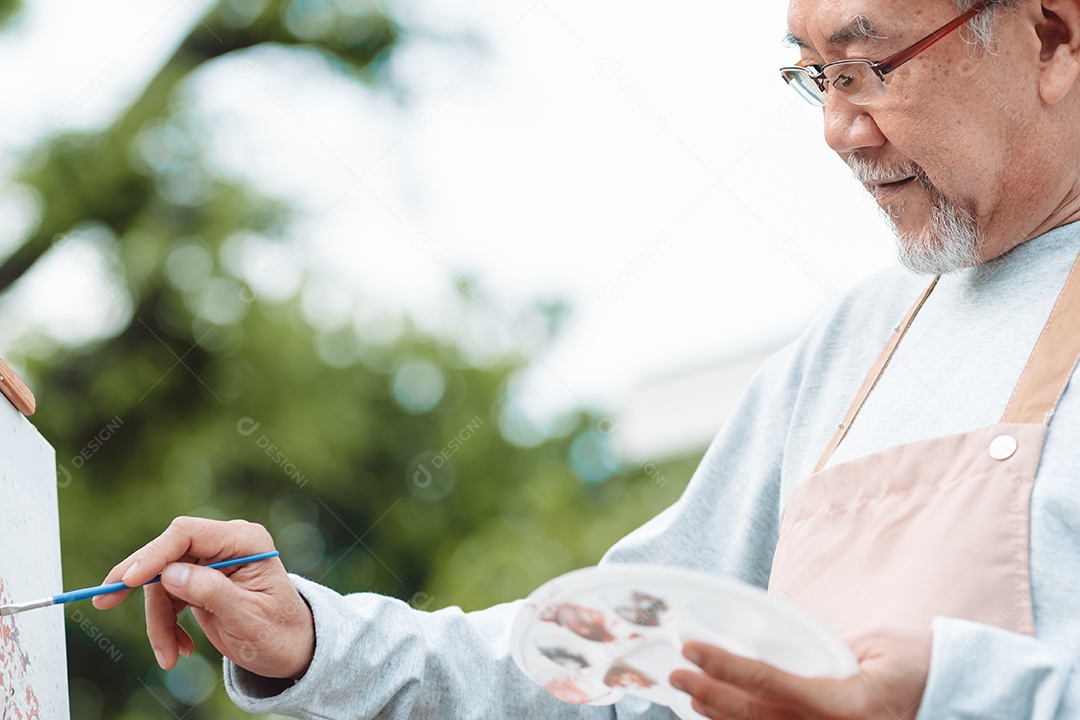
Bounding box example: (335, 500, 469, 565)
(49, 517, 315, 679)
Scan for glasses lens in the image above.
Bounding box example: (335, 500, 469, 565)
(822, 62, 885, 104)
(780, 68, 826, 107)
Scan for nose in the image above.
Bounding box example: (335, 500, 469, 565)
(823, 95, 887, 155)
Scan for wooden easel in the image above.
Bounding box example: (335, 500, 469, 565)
(0, 356, 35, 415)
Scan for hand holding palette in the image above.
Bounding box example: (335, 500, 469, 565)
(511, 564, 858, 720)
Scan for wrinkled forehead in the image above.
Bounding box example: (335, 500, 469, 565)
(787, 0, 937, 50)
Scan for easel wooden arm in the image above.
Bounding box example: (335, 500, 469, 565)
(0, 355, 36, 415)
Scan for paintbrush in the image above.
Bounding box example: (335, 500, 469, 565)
(0, 551, 280, 617)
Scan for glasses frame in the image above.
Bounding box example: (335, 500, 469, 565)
(781, 0, 1000, 106)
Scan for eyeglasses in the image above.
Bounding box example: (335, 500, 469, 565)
(780, 0, 999, 107)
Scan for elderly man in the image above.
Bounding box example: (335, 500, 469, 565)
(96, 0, 1080, 717)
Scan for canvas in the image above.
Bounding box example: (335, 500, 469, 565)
(0, 399, 69, 719)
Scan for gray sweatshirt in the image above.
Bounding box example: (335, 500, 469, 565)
(226, 220, 1080, 719)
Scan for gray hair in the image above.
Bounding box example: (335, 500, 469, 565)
(955, 0, 1017, 49)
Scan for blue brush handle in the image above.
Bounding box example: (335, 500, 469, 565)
(52, 551, 281, 606)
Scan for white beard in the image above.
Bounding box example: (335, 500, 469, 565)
(848, 154, 984, 275)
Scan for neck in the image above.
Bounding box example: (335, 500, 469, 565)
(1026, 185, 1080, 242)
(979, 179, 1080, 262)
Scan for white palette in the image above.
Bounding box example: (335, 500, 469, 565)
(512, 564, 857, 720)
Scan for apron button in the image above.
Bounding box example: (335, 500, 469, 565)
(989, 435, 1018, 461)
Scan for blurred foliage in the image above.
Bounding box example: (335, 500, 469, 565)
(0, 0, 398, 294)
(0, 0, 18, 27)
(0, 1, 698, 719)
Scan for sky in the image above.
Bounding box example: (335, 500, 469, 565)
(0, 0, 901, 427)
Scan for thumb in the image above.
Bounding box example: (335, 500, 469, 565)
(160, 562, 246, 618)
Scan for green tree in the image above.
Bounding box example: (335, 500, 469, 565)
(1, 1, 697, 718)
(0, 0, 18, 25)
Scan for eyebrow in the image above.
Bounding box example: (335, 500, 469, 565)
(785, 15, 888, 50)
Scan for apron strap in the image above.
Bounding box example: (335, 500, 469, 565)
(1001, 247, 1080, 425)
(814, 276, 939, 473)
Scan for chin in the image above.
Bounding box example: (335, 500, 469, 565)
(894, 225, 983, 276)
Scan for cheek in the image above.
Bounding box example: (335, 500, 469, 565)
(873, 51, 1031, 218)
(876, 102, 999, 204)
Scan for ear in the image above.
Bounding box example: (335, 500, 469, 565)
(1036, 0, 1080, 104)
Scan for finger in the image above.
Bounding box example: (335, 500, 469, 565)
(144, 582, 184, 670)
(691, 697, 735, 720)
(690, 697, 768, 720)
(670, 670, 781, 720)
(124, 517, 276, 588)
(92, 586, 133, 610)
(159, 561, 252, 620)
(97, 517, 275, 594)
(175, 624, 195, 657)
(681, 642, 842, 711)
(92, 554, 192, 611)
(94, 550, 166, 609)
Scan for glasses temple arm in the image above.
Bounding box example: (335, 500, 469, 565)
(875, 0, 997, 75)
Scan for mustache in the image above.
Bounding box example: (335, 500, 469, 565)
(846, 154, 934, 194)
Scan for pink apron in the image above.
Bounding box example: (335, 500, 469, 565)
(768, 248, 1080, 641)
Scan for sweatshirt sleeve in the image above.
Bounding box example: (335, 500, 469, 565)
(915, 617, 1080, 719)
(223, 344, 802, 719)
(598, 344, 796, 586)
(225, 575, 663, 720)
